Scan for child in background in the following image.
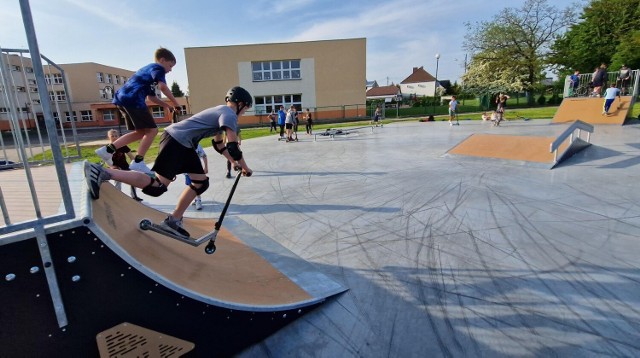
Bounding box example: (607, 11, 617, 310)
(186, 143, 208, 210)
(107, 129, 143, 202)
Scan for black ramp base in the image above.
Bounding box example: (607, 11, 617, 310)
(0, 227, 322, 357)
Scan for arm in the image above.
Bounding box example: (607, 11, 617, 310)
(156, 81, 180, 108)
(223, 127, 251, 175)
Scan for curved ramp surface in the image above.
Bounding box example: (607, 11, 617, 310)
(85, 183, 346, 311)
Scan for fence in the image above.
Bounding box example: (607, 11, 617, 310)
(0, 47, 82, 168)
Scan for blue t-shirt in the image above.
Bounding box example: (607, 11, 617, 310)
(165, 105, 239, 149)
(277, 109, 286, 125)
(113, 63, 166, 108)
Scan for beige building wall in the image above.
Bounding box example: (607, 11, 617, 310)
(185, 38, 366, 123)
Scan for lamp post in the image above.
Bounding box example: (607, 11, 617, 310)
(432, 53, 440, 115)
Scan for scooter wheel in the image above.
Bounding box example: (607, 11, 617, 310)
(139, 219, 151, 230)
(205, 242, 216, 254)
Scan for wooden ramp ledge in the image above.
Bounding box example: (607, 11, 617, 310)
(84, 183, 346, 312)
(446, 134, 572, 168)
(552, 96, 631, 125)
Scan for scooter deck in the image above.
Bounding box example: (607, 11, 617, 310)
(139, 219, 216, 247)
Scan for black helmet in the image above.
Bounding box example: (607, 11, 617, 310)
(225, 86, 252, 107)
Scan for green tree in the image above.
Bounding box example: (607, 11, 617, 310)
(171, 81, 185, 97)
(551, 0, 640, 73)
(462, 0, 575, 104)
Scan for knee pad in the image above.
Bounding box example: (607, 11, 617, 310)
(142, 177, 168, 197)
(189, 177, 209, 195)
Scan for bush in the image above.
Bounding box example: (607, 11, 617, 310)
(536, 94, 546, 106)
(547, 94, 561, 105)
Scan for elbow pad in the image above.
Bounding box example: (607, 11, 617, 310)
(226, 142, 243, 161)
(212, 139, 227, 155)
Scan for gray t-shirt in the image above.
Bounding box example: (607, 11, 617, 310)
(165, 105, 239, 149)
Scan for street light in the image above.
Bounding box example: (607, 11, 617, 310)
(432, 53, 440, 115)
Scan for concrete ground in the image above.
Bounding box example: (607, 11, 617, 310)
(144, 118, 640, 357)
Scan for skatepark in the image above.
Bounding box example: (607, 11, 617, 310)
(2, 93, 640, 356)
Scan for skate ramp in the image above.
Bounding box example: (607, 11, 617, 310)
(447, 134, 561, 168)
(84, 183, 346, 311)
(447, 123, 592, 169)
(552, 96, 631, 125)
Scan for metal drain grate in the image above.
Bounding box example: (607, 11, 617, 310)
(96, 322, 194, 357)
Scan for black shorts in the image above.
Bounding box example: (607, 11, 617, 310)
(117, 105, 157, 131)
(285, 123, 293, 129)
(152, 132, 204, 180)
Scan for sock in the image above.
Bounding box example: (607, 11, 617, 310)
(134, 155, 144, 163)
(106, 144, 116, 153)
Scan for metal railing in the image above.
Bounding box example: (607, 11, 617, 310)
(550, 120, 594, 164)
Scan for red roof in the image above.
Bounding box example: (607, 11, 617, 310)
(366, 85, 400, 97)
(400, 66, 435, 84)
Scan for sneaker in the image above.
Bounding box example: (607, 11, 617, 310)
(226, 172, 232, 179)
(160, 216, 190, 238)
(129, 160, 152, 174)
(84, 161, 111, 200)
(195, 198, 203, 211)
(95, 146, 113, 166)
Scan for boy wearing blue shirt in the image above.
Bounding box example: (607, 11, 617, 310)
(95, 48, 181, 174)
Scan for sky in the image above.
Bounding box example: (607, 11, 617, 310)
(1, 0, 580, 93)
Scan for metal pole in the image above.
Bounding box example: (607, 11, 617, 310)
(432, 53, 440, 115)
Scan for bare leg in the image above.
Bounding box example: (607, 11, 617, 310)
(136, 128, 159, 157)
(171, 173, 206, 219)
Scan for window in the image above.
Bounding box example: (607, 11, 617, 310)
(28, 79, 36, 85)
(115, 75, 121, 85)
(0, 108, 10, 113)
(103, 109, 116, 121)
(52, 73, 63, 84)
(106, 74, 112, 84)
(16, 86, 26, 92)
(80, 110, 93, 121)
(151, 106, 165, 118)
(49, 91, 55, 101)
(33, 99, 41, 104)
(253, 94, 302, 114)
(64, 111, 77, 122)
(55, 90, 66, 101)
(11, 65, 21, 72)
(252, 60, 301, 82)
(25, 67, 33, 73)
(97, 72, 104, 83)
(46, 73, 63, 85)
(29, 87, 38, 93)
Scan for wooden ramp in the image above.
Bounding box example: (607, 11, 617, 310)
(85, 183, 346, 311)
(446, 133, 581, 169)
(552, 96, 631, 125)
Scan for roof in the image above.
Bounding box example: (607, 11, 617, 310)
(366, 85, 401, 97)
(400, 66, 436, 84)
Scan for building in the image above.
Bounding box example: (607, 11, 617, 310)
(0, 50, 186, 131)
(399, 66, 439, 99)
(184, 38, 366, 125)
